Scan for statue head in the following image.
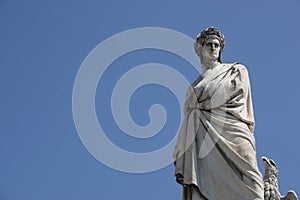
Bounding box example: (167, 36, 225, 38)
(195, 27, 225, 63)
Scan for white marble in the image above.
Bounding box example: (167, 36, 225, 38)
(174, 27, 264, 200)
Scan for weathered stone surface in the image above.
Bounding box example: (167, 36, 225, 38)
(174, 27, 264, 200)
(262, 156, 298, 200)
(174, 27, 299, 200)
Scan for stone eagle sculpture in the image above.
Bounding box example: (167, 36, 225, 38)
(262, 156, 298, 200)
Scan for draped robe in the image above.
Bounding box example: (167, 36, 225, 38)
(174, 63, 264, 200)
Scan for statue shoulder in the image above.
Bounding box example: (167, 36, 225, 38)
(223, 62, 249, 74)
(234, 62, 248, 71)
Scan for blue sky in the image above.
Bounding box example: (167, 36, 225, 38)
(1, 0, 299, 199)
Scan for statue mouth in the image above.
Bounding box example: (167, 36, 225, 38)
(210, 51, 218, 57)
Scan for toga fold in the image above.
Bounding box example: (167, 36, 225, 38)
(174, 63, 264, 200)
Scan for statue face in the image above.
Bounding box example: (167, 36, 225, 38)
(201, 37, 221, 61)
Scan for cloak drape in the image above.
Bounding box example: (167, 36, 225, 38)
(174, 63, 264, 200)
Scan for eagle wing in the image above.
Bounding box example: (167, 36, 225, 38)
(281, 190, 298, 200)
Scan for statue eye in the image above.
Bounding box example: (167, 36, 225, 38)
(205, 42, 219, 48)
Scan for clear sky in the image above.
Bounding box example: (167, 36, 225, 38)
(1, 0, 299, 199)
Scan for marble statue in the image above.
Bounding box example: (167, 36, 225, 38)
(262, 156, 298, 200)
(173, 27, 265, 200)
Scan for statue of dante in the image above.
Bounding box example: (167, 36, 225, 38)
(174, 27, 264, 200)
